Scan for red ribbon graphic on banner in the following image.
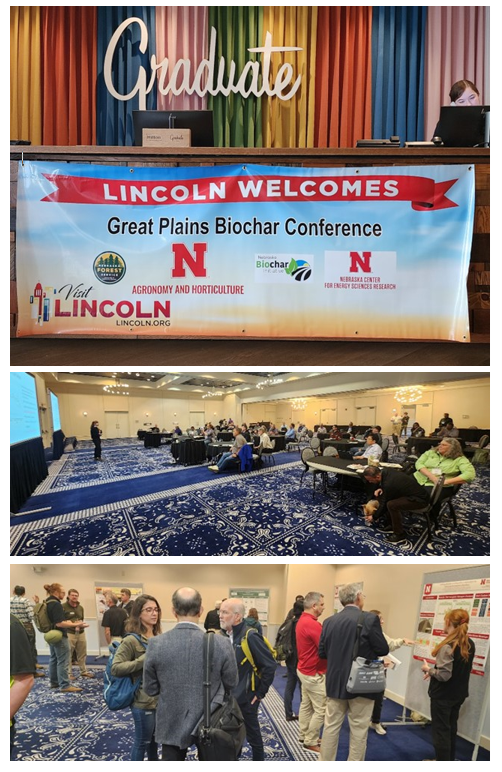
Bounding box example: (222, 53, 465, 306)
(41, 173, 459, 210)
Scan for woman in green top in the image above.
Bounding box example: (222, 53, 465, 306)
(414, 438, 475, 518)
(111, 595, 162, 761)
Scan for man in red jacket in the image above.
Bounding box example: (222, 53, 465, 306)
(295, 592, 327, 754)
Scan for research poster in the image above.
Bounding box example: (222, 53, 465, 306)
(413, 577, 490, 676)
(16, 162, 474, 341)
(229, 588, 270, 624)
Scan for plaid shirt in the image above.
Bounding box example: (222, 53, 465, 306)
(10, 595, 34, 624)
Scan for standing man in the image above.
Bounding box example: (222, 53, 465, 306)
(10, 614, 36, 759)
(143, 587, 237, 760)
(118, 589, 135, 616)
(43, 582, 89, 693)
(10, 585, 44, 676)
(219, 598, 277, 761)
(318, 584, 389, 761)
(101, 593, 128, 645)
(203, 599, 222, 632)
(63, 589, 94, 680)
(295, 592, 327, 754)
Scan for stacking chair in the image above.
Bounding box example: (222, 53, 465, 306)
(409, 476, 445, 539)
(323, 446, 339, 458)
(287, 432, 300, 452)
(310, 437, 321, 454)
(261, 439, 276, 466)
(380, 438, 390, 462)
(300, 447, 320, 489)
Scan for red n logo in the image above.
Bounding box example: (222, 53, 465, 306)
(172, 243, 207, 278)
(349, 251, 372, 273)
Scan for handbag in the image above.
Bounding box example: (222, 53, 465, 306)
(346, 612, 386, 694)
(195, 632, 246, 761)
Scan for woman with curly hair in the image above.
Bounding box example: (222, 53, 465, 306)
(421, 609, 475, 760)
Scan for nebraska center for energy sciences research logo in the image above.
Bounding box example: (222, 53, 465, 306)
(255, 254, 313, 284)
(93, 251, 126, 284)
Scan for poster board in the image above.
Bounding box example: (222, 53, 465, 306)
(229, 588, 270, 625)
(404, 566, 490, 745)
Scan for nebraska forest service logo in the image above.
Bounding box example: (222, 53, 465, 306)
(93, 252, 126, 284)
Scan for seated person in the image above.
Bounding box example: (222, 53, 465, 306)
(329, 425, 343, 440)
(317, 424, 327, 434)
(268, 423, 279, 435)
(151, 424, 160, 433)
(204, 423, 216, 444)
(414, 438, 475, 517)
(173, 425, 182, 436)
(362, 465, 431, 544)
(431, 413, 454, 435)
(241, 423, 251, 442)
(285, 423, 297, 442)
(257, 425, 273, 451)
(280, 422, 288, 432)
(436, 421, 459, 439)
(432, 80, 482, 140)
(208, 427, 247, 473)
(406, 422, 426, 454)
(353, 433, 383, 462)
(350, 426, 382, 456)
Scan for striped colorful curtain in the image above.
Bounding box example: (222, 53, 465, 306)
(207, 7, 263, 148)
(262, 6, 318, 148)
(156, 6, 208, 111)
(40, 6, 97, 145)
(424, 6, 490, 141)
(96, 7, 157, 146)
(314, 6, 372, 148)
(10, 6, 42, 144)
(372, 6, 426, 141)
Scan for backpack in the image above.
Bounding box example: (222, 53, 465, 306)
(103, 633, 147, 711)
(33, 598, 59, 633)
(239, 629, 277, 691)
(274, 618, 295, 662)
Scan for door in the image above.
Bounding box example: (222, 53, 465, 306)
(355, 405, 376, 427)
(104, 411, 130, 438)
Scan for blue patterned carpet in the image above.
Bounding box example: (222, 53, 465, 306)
(12, 663, 489, 761)
(10, 441, 489, 556)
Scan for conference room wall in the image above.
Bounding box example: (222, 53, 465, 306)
(56, 392, 227, 440)
(242, 382, 489, 434)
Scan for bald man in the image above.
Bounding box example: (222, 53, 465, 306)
(143, 587, 237, 760)
(220, 598, 277, 761)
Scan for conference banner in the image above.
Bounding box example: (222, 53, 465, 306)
(16, 161, 475, 341)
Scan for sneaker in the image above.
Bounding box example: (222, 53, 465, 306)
(371, 722, 387, 735)
(81, 672, 95, 678)
(60, 686, 83, 693)
(208, 465, 220, 472)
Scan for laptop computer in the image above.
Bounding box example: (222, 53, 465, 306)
(436, 106, 490, 147)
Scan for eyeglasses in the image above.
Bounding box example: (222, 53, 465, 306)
(142, 607, 159, 614)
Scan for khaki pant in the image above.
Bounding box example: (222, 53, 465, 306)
(319, 696, 374, 761)
(297, 671, 327, 746)
(67, 632, 88, 675)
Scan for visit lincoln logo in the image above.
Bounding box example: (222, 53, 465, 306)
(93, 252, 126, 284)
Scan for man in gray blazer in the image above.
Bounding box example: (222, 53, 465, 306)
(318, 584, 389, 761)
(143, 587, 238, 760)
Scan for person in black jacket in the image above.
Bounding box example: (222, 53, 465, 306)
(362, 466, 431, 544)
(203, 600, 222, 631)
(421, 608, 475, 761)
(90, 421, 102, 460)
(318, 584, 389, 761)
(219, 598, 277, 761)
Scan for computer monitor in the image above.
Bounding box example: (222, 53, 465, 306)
(436, 106, 490, 147)
(133, 110, 214, 147)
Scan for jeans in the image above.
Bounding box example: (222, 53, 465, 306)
(217, 452, 239, 471)
(49, 637, 71, 689)
(239, 699, 264, 760)
(130, 707, 158, 761)
(284, 659, 301, 718)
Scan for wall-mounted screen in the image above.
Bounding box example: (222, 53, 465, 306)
(10, 372, 41, 444)
(49, 389, 61, 432)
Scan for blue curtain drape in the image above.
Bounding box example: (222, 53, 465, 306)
(97, 7, 157, 146)
(372, 6, 427, 142)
